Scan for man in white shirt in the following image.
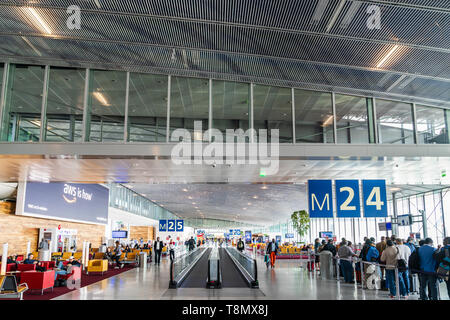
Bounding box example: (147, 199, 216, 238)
(396, 238, 412, 297)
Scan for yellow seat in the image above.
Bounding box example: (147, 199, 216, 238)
(93, 252, 105, 260)
(60, 252, 72, 260)
(90, 248, 99, 253)
(87, 260, 108, 275)
(73, 252, 82, 260)
(31, 252, 39, 259)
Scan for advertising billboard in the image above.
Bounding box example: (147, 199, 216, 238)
(17, 182, 109, 225)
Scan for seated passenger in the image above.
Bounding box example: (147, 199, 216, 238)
(24, 253, 46, 271)
(7, 254, 17, 264)
(54, 256, 80, 280)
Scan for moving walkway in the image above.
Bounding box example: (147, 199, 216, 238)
(169, 245, 258, 289)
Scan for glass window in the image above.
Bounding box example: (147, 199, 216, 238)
(89, 70, 126, 142)
(45, 67, 84, 142)
(294, 89, 334, 143)
(442, 189, 450, 238)
(128, 73, 168, 142)
(335, 94, 370, 144)
(416, 105, 449, 144)
(4, 64, 45, 142)
(376, 99, 414, 144)
(170, 76, 209, 141)
(212, 80, 249, 141)
(254, 85, 292, 143)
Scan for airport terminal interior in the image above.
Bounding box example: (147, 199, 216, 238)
(0, 0, 449, 302)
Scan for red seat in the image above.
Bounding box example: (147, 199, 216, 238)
(17, 264, 36, 272)
(0, 263, 17, 272)
(20, 270, 55, 295)
(38, 261, 55, 269)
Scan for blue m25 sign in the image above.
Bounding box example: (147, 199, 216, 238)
(159, 219, 184, 232)
(308, 180, 333, 218)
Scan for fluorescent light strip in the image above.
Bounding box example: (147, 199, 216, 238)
(323, 115, 334, 126)
(340, 1, 362, 29)
(312, 0, 329, 22)
(376, 45, 400, 68)
(26, 7, 52, 35)
(93, 92, 109, 106)
(326, 0, 346, 33)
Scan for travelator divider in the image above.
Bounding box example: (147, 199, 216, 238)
(207, 247, 221, 288)
(224, 246, 259, 288)
(169, 247, 207, 289)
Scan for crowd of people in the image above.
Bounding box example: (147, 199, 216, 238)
(312, 235, 450, 300)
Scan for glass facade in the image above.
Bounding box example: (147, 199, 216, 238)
(88, 70, 127, 142)
(0, 63, 448, 146)
(45, 67, 84, 142)
(294, 89, 333, 143)
(170, 76, 208, 141)
(128, 73, 168, 142)
(416, 104, 450, 144)
(212, 80, 249, 142)
(253, 84, 292, 143)
(376, 99, 415, 144)
(335, 94, 371, 144)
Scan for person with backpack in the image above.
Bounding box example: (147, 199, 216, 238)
(417, 238, 438, 300)
(237, 238, 245, 253)
(381, 240, 407, 299)
(433, 237, 450, 299)
(396, 238, 411, 297)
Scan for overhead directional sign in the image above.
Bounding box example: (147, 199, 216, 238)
(308, 180, 333, 218)
(160, 219, 184, 232)
(336, 180, 361, 218)
(362, 180, 387, 218)
(398, 215, 411, 226)
(159, 220, 167, 232)
(308, 179, 387, 218)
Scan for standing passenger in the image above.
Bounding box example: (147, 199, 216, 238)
(154, 237, 163, 265)
(266, 239, 279, 269)
(418, 238, 438, 300)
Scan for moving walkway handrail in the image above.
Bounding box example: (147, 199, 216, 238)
(224, 246, 258, 288)
(169, 247, 207, 288)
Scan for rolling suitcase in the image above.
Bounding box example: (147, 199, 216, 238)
(355, 270, 362, 283)
(409, 273, 418, 294)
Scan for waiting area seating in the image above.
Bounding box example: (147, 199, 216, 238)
(20, 270, 55, 295)
(87, 260, 108, 275)
(0, 275, 28, 300)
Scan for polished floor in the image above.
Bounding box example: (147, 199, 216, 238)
(54, 252, 449, 300)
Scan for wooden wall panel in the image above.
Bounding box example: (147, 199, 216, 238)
(129, 226, 155, 241)
(0, 201, 105, 255)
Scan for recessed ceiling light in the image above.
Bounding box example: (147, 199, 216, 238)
(182, 188, 188, 192)
(261, 185, 268, 190)
(188, 196, 193, 199)
(192, 202, 196, 205)
(253, 195, 258, 199)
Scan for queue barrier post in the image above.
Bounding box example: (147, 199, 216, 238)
(335, 257, 340, 281)
(1, 243, 8, 276)
(394, 267, 400, 300)
(360, 260, 364, 289)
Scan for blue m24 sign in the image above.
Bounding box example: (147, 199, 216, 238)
(308, 180, 333, 218)
(308, 179, 387, 218)
(159, 219, 184, 232)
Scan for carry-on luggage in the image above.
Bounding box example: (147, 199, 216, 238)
(264, 254, 270, 268)
(355, 270, 362, 283)
(409, 273, 418, 294)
